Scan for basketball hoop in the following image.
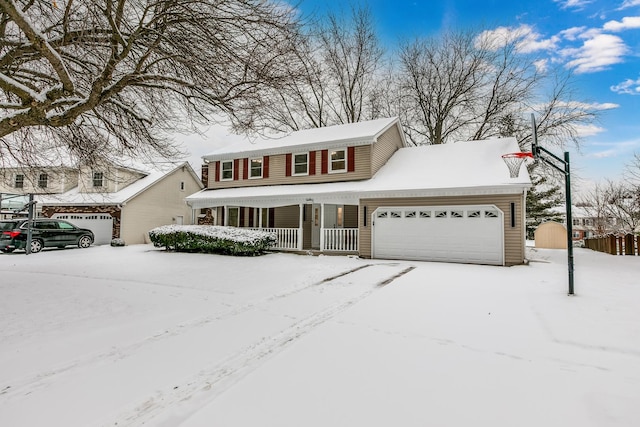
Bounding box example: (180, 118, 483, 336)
(502, 152, 534, 178)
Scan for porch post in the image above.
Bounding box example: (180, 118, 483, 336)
(320, 203, 325, 251)
(258, 207, 263, 229)
(224, 205, 229, 226)
(298, 203, 303, 250)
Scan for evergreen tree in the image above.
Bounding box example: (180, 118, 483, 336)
(526, 167, 565, 239)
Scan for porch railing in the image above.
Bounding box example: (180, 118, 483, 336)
(323, 228, 358, 252)
(250, 227, 358, 252)
(251, 227, 299, 250)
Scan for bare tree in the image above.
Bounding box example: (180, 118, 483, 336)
(0, 0, 301, 166)
(605, 181, 640, 233)
(579, 184, 618, 236)
(318, 5, 384, 124)
(625, 153, 640, 184)
(396, 28, 599, 147)
(580, 181, 640, 235)
(245, 4, 386, 133)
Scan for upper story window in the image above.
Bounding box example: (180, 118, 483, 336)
(93, 171, 104, 187)
(250, 158, 263, 178)
(38, 173, 48, 188)
(293, 153, 308, 175)
(14, 174, 24, 189)
(329, 149, 346, 173)
(221, 160, 233, 181)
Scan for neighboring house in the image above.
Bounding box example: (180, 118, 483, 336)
(543, 206, 620, 242)
(2, 161, 203, 245)
(186, 117, 531, 266)
(570, 206, 620, 240)
(0, 165, 78, 194)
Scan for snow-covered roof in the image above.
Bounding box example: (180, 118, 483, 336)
(202, 117, 405, 161)
(37, 162, 201, 206)
(187, 137, 531, 209)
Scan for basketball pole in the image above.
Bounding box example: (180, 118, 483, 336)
(531, 114, 575, 296)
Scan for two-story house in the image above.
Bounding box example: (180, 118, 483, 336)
(2, 161, 203, 245)
(187, 117, 531, 266)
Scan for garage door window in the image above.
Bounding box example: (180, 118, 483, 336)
(435, 211, 447, 218)
(377, 211, 388, 218)
(485, 210, 499, 218)
(405, 211, 416, 218)
(451, 211, 463, 218)
(468, 210, 481, 218)
(390, 211, 401, 218)
(419, 211, 431, 218)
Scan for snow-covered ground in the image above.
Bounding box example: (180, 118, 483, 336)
(1, 245, 638, 426)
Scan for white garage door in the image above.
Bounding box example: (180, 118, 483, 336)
(52, 213, 113, 245)
(372, 205, 504, 265)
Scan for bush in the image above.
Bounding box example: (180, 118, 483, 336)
(147, 225, 277, 256)
(110, 238, 126, 247)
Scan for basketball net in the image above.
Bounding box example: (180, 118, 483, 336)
(502, 152, 533, 178)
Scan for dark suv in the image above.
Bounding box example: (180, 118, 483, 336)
(0, 218, 94, 253)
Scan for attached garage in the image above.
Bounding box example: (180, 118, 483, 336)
(52, 213, 114, 245)
(372, 205, 504, 265)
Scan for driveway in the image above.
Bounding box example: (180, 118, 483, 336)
(1, 245, 639, 427)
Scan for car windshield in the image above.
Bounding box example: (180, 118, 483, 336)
(0, 221, 20, 231)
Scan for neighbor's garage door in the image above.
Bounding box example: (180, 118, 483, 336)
(372, 205, 504, 265)
(52, 213, 113, 245)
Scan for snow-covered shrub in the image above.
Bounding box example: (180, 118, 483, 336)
(110, 238, 125, 247)
(148, 225, 277, 256)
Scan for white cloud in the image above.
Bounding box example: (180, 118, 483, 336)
(610, 77, 640, 94)
(533, 59, 548, 73)
(562, 33, 628, 73)
(550, 101, 620, 110)
(476, 24, 559, 53)
(574, 123, 605, 137)
(617, 0, 640, 10)
(560, 26, 587, 41)
(553, 0, 593, 10)
(590, 149, 617, 158)
(603, 16, 640, 31)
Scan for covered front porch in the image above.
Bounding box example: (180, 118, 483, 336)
(198, 203, 359, 253)
(186, 185, 363, 254)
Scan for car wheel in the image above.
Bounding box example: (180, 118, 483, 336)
(30, 239, 43, 253)
(78, 235, 92, 249)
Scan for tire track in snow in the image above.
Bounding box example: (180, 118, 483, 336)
(0, 263, 408, 403)
(110, 264, 414, 427)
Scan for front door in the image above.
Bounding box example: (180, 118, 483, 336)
(311, 204, 320, 249)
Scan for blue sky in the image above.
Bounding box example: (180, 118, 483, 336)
(296, 0, 640, 185)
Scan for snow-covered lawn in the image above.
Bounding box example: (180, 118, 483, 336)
(1, 245, 639, 426)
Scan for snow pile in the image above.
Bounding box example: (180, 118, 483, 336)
(148, 225, 277, 256)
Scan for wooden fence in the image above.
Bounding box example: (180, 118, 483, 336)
(584, 234, 639, 256)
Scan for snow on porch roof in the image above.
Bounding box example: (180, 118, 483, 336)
(186, 138, 531, 209)
(202, 117, 404, 161)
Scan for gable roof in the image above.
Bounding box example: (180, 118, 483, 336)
(186, 137, 531, 209)
(202, 117, 405, 161)
(37, 162, 203, 206)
